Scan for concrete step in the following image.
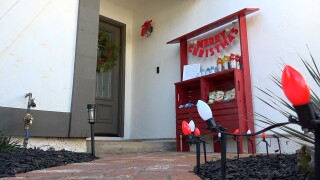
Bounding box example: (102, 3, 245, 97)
(86, 138, 176, 155)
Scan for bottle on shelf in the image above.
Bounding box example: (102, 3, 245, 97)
(229, 53, 236, 69)
(222, 55, 230, 70)
(235, 54, 241, 69)
(216, 57, 223, 72)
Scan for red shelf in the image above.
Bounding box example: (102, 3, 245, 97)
(170, 8, 259, 153)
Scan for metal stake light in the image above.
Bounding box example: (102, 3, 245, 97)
(261, 132, 269, 156)
(247, 129, 254, 155)
(87, 104, 96, 157)
(233, 129, 240, 159)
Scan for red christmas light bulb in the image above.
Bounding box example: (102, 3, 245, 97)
(194, 127, 201, 137)
(262, 132, 267, 139)
(182, 121, 191, 135)
(282, 65, 310, 106)
(234, 129, 240, 134)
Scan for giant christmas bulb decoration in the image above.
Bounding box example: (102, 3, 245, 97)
(282, 65, 310, 106)
(182, 121, 191, 135)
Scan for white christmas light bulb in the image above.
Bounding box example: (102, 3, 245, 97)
(197, 100, 212, 121)
(218, 132, 221, 138)
(189, 120, 195, 132)
(247, 129, 251, 134)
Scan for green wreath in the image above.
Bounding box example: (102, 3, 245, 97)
(97, 31, 119, 73)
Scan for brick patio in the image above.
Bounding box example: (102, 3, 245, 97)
(4, 151, 216, 180)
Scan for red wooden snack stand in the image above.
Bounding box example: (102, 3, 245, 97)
(167, 8, 259, 153)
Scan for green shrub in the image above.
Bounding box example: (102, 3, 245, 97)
(0, 130, 21, 151)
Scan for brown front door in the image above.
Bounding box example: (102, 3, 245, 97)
(95, 18, 121, 136)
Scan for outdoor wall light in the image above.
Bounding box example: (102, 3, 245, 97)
(87, 104, 96, 157)
(281, 64, 320, 179)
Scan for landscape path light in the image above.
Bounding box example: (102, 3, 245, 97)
(196, 99, 296, 180)
(281, 65, 320, 179)
(87, 104, 96, 157)
(182, 120, 203, 174)
(233, 129, 240, 159)
(261, 132, 269, 156)
(197, 100, 227, 179)
(247, 129, 254, 155)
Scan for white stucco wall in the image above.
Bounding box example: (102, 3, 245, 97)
(101, 0, 320, 153)
(129, 0, 320, 151)
(0, 0, 79, 112)
(99, 0, 133, 139)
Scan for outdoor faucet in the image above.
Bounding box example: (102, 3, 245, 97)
(23, 92, 36, 148)
(25, 93, 36, 112)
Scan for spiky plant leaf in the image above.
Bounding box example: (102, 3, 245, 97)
(0, 130, 21, 151)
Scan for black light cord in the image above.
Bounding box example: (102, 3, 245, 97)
(217, 121, 299, 137)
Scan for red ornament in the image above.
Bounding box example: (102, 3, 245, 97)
(234, 129, 240, 134)
(262, 132, 267, 139)
(194, 127, 201, 136)
(182, 121, 191, 135)
(141, 20, 153, 37)
(282, 65, 310, 106)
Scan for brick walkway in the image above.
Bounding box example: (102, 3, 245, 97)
(3, 151, 221, 180)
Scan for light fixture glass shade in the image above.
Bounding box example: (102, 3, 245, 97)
(247, 129, 251, 134)
(282, 65, 310, 106)
(197, 100, 212, 121)
(189, 120, 195, 132)
(87, 104, 96, 123)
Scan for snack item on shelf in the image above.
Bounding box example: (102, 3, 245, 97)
(214, 90, 225, 102)
(208, 91, 216, 104)
(179, 103, 196, 108)
(216, 57, 223, 72)
(222, 55, 230, 70)
(223, 88, 236, 102)
(229, 53, 236, 69)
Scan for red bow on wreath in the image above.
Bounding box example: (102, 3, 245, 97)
(141, 20, 153, 37)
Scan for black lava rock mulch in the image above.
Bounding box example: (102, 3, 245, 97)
(0, 148, 97, 178)
(197, 154, 313, 180)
